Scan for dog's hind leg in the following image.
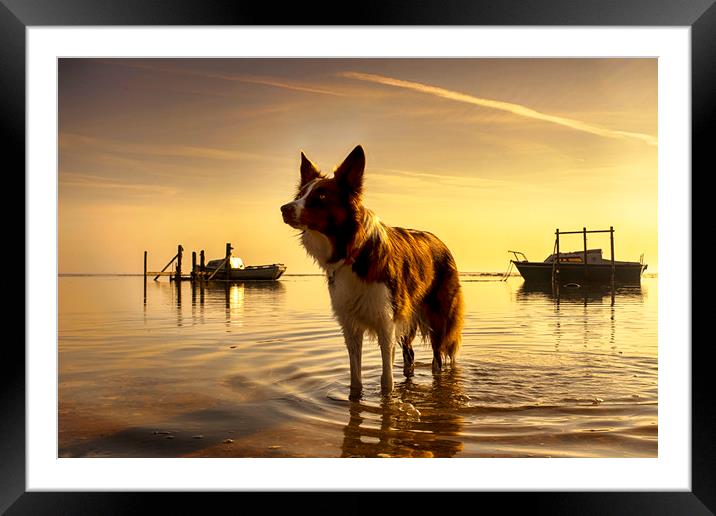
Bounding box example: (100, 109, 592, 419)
(429, 329, 444, 372)
(400, 324, 417, 377)
(378, 327, 395, 395)
(343, 327, 364, 400)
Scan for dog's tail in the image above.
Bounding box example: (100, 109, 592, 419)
(426, 260, 464, 366)
(441, 276, 464, 362)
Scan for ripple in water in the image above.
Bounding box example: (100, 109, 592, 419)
(58, 275, 657, 458)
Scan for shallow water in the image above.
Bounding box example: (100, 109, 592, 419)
(58, 274, 657, 458)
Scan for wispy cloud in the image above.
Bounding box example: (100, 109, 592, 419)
(364, 167, 526, 204)
(98, 59, 346, 97)
(228, 75, 346, 97)
(372, 167, 510, 189)
(60, 133, 284, 163)
(339, 71, 657, 146)
(59, 172, 179, 196)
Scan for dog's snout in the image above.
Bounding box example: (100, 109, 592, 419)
(280, 203, 294, 216)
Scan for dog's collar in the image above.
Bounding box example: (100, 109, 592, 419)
(327, 243, 360, 284)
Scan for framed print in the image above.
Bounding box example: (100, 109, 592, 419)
(4, 0, 712, 513)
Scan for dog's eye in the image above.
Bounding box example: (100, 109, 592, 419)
(317, 192, 326, 201)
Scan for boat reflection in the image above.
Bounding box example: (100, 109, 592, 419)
(150, 279, 287, 328)
(515, 281, 644, 305)
(188, 280, 286, 307)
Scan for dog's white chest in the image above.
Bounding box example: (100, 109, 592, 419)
(328, 266, 392, 333)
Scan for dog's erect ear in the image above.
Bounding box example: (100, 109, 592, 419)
(300, 151, 321, 185)
(333, 145, 365, 196)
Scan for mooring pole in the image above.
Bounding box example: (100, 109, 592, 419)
(200, 250, 205, 281)
(225, 242, 233, 280)
(583, 227, 588, 282)
(191, 251, 197, 281)
(555, 228, 560, 285)
(175, 244, 183, 283)
(143, 251, 147, 303)
(610, 226, 616, 287)
(551, 238, 556, 287)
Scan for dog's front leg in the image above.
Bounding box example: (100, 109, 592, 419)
(343, 327, 364, 399)
(378, 329, 395, 395)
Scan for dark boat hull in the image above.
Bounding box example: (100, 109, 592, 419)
(205, 264, 287, 281)
(513, 261, 646, 285)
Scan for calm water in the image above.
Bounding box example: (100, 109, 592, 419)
(58, 275, 657, 458)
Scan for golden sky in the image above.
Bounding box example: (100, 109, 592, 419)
(58, 58, 657, 274)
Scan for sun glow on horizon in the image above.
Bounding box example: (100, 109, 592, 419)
(58, 58, 657, 275)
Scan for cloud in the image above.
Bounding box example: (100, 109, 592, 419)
(364, 167, 527, 205)
(59, 172, 179, 196)
(226, 75, 347, 97)
(372, 167, 510, 189)
(339, 71, 657, 146)
(97, 59, 346, 97)
(60, 133, 284, 163)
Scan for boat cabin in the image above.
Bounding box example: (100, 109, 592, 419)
(544, 249, 606, 264)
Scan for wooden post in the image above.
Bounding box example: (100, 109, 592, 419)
(583, 227, 588, 282)
(225, 242, 233, 280)
(555, 229, 560, 285)
(143, 251, 147, 303)
(610, 226, 616, 286)
(200, 250, 205, 281)
(175, 244, 183, 283)
(191, 251, 197, 281)
(551, 234, 556, 286)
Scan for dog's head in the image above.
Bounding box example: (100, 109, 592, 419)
(280, 145, 365, 234)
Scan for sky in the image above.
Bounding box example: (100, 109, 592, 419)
(58, 58, 657, 274)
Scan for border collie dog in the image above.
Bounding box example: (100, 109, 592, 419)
(280, 145, 464, 397)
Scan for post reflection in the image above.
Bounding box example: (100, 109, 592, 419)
(154, 279, 286, 328)
(515, 281, 641, 356)
(174, 280, 183, 328)
(341, 367, 466, 458)
(515, 282, 643, 305)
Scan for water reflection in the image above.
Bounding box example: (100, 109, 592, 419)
(60, 276, 658, 458)
(341, 367, 466, 457)
(515, 282, 644, 304)
(167, 280, 286, 307)
(154, 279, 286, 328)
(519, 281, 626, 351)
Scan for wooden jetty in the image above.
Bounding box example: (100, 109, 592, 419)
(144, 242, 286, 283)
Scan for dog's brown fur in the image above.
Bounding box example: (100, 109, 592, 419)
(281, 145, 464, 392)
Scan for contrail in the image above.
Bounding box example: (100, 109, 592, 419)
(340, 71, 656, 146)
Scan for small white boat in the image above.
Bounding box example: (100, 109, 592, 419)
(204, 257, 287, 281)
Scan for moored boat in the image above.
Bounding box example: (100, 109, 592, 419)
(205, 258, 287, 281)
(509, 227, 647, 285)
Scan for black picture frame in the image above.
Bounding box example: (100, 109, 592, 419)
(4, 0, 709, 513)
